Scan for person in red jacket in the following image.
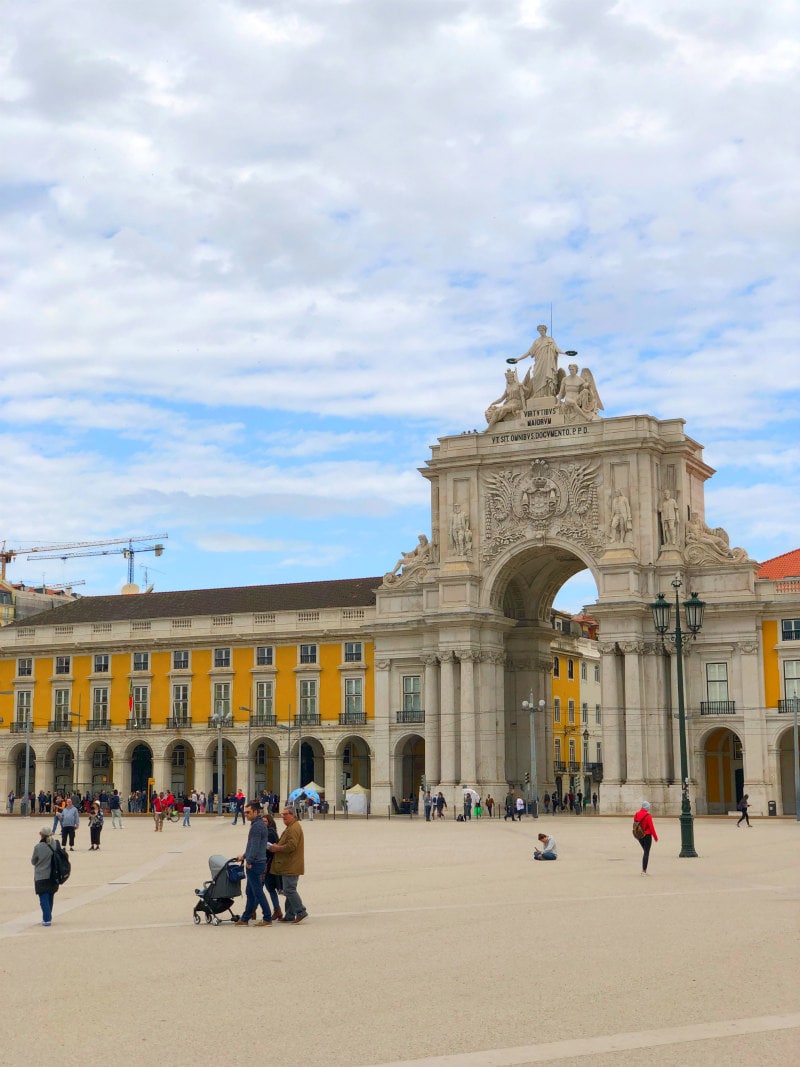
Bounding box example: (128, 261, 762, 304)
(633, 801, 658, 875)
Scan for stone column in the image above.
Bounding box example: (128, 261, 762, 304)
(195, 755, 211, 800)
(152, 754, 170, 794)
(323, 750, 339, 809)
(599, 642, 623, 786)
(236, 752, 250, 799)
(494, 654, 507, 783)
(439, 651, 458, 786)
(458, 650, 478, 786)
(371, 660, 392, 813)
(620, 641, 645, 783)
(476, 652, 500, 788)
(422, 655, 441, 785)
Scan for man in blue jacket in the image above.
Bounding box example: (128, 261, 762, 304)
(234, 801, 272, 927)
(60, 797, 80, 851)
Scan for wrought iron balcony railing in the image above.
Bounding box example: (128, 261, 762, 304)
(396, 709, 425, 724)
(339, 711, 367, 725)
(778, 698, 800, 713)
(126, 718, 151, 730)
(699, 701, 737, 715)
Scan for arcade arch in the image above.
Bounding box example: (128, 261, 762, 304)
(701, 726, 743, 814)
(777, 726, 800, 814)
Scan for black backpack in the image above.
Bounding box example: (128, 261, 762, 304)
(49, 842, 72, 885)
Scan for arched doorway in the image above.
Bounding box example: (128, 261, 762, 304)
(340, 735, 371, 792)
(253, 740, 280, 796)
(15, 746, 36, 798)
(130, 743, 153, 793)
(396, 734, 424, 800)
(88, 742, 114, 794)
(703, 727, 743, 814)
(212, 739, 236, 799)
(168, 741, 195, 796)
(778, 728, 800, 814)
(300, 738, 322, 790)
(53, 743, 74, 794)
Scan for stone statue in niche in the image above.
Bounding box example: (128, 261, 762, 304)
(683, 516, 749, 566)
(609, 490, 633, 543)
(382, 534, 436, 587)
(485, 368, 525, 428)
(557, 363, 603, 422)
(659, 489, 681, 546)
(449, 504, 472, 559)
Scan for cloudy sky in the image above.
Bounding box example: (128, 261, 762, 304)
(2, 0, 798, 610)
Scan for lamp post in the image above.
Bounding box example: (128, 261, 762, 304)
(793, 699, 800, 823)
(238, 705, 254, 800)
(651, 575, 705, 858)
(211, 705, 233, 816)
(276, 706, 295, 802)
(521, 693, 545, 817)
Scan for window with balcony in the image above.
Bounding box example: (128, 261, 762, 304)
(345, 677, 363, 715)
(14, 689, 32, 729)
(17, 657, 32, 677)
(54, 688, 70, 725)
(299, 679, 317, 719)
(255, 646, 273, 667)
(784, 661, 800, 709)
(92, 687, 108, 723)
(569, 738, 576, 763)
(213, 682, 231, 716)
(402, 675, 421, 712)
(173, 650, 190, 670)
(299, 644, 317, 665)
(172, 684, 189, 724)
(256, 680, 274, 720)
(344, 641, 362, 663)
(55, 655, 71, 675)
(702, 662, 734, 713)
(133, 651, 150, 672)
(554, 738, 562, 763)
(781, 618, 800, 641)
(213, 648, 231, 669)
(132, 685, 149, 720)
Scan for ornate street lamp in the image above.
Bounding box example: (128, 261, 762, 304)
(521, 695, 546, 817)
(211, 706, 233, 816)
(651, 575, 705, 858)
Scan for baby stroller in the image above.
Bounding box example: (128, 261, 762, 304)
(193, 854, 244, 925)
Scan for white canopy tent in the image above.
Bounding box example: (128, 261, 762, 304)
(345, 782, 370, 814)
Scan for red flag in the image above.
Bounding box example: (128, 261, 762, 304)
(128, 679, 134, 713)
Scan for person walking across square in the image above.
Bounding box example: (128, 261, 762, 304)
(268, 805, 308, 924)
(633, 801, 658, 875)
(235, 801, 272, 927)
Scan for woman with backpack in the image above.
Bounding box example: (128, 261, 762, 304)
(31, 826, 63, 926)
(633, 801, 658, 876)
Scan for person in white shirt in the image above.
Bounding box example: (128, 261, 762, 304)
(515, 794, 526, 821)
(533, 833, 557, 861)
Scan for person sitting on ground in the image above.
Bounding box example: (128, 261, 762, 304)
(533, 833, 558, 861)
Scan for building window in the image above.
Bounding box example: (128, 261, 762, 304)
(213, 682, 231, 716)
(569, 738, 576, 763)
(596, 741, 603, 763)
(781, 619, 800, 641)
(171, 745, 186, 767)
(580, 661, 587, 681)
(595, 703, 602, 724)
(54, 689, 69, 724)
(784, 661, 800, 699)
(55, 655, 71, 675)
(93, 654, 109, 674)
(173, 684, 189, 722)
(402, 675, 421, 712)
(300, 679, 317, 717)
(15, 689, 32, 725)
(299, 644, 317, 665)
(581, 701, 588, 722)
(706, 663, 729, 702)
(553, 656, 560, 678)
(594, 664, 600, 683)
(554, 738, 562, 763)
(133, 651, 150, 672)
(92, 687, 108, 722)
(345, 677, 363, 715)
(583, 738, 589, 765)
(344, 641, 362, 663)
(568, 699, 575, 724)
(256, 680, 274, 717)
(173, 650, 189, 670)
(554, 697, 561, 723)
(568, 658, 575, 680)
(132, 686, 149, 720)
(17, 657, 32, 677)
(213, 648, 231, 669)
(256, 646, 273, 667)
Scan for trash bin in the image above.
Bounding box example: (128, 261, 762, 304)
(767, 801, 777, 817)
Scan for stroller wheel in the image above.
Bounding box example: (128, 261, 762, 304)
(211, 915, 221, 926)
(205, 913, 213, 924)
(231, 914, 241, 923)
(193, 913, 201, 925)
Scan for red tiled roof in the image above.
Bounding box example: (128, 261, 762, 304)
(758, 549, 800, 580)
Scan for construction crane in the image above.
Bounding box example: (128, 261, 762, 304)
(28, 535, 168, 585)
(16, 580, 87, 593)
(0, 535, 167, 580)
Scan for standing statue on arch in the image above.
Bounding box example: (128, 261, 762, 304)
(508, 325, 564, 399)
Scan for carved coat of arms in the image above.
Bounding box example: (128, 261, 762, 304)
(482, 459, 602, 560)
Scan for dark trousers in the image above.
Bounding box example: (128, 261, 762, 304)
(61, 826, 76, 848)
(737, 810, 751, 826)
(243, 863, 270, 922)
(639, 834, 653, 871)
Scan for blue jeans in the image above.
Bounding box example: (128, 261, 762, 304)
(282, 875, 307, 920)
(534, 851, 557, 860)
(182, 809, 191, 826)
(242, 863, 270, 922)
(38, 891, 54, 923)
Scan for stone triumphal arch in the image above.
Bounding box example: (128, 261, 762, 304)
(370, 332, 764, 814)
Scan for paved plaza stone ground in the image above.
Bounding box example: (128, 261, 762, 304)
(1, 811, 798, 1067)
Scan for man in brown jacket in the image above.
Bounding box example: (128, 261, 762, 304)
(267, 806, 308, 924)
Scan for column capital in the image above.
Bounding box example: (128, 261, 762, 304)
(597, 641, 618, 655)
(421, 654, 440, 667)
(374, 659, 392, 672)
(618, 640, 645, 655)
